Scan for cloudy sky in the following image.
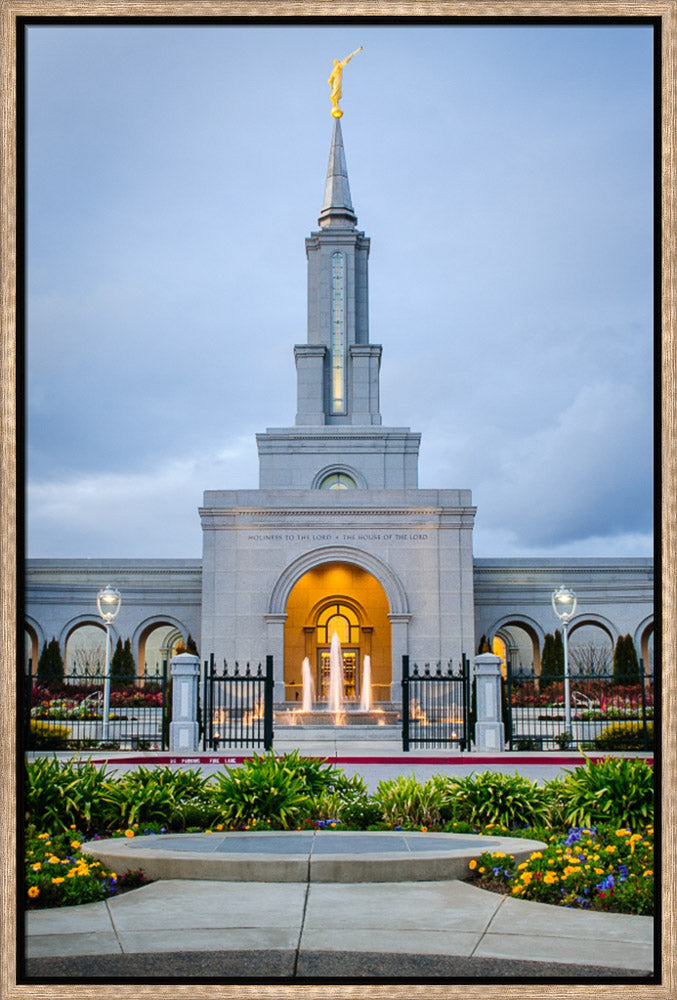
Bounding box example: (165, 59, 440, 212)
(25, 21, 655, 560)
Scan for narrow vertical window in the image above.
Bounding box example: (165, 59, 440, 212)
(331, 252, 345, 413)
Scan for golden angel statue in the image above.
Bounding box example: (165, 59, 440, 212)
(329, 47, 363, 117)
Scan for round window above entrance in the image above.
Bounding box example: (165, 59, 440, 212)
(319, 472, 357, 490)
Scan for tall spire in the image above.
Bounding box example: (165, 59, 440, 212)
(318, 119, 357, 229)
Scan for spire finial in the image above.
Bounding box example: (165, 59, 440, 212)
(319, 118, 356, 228)
(328, 47, 362, 118)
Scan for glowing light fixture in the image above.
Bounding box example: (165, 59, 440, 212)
(97, 585, 121, 741)
(551, 586, 577, 737)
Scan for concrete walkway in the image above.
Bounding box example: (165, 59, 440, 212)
(25, 877, 654, 979)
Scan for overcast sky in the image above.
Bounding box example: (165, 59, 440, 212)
(25, 21, 655, 560)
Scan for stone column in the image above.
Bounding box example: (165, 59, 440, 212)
(169, 652, 200, 752)
(264, 614, 286, 700)
(388, 614, 411, 704)
(473, 653, 505, 752)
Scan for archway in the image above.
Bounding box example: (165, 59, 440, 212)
(490, 617, 543, 675)
(567, 622, 615, 675)
(635, 618, 654, 679)
(64, 623, 107, 675)
(136, 620, 187, 677)
(283, 561, 392, 705)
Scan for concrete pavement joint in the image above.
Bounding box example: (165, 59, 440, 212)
(105, 899, 126, 954)
(470, 892, 508, 958)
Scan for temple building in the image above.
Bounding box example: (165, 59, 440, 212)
(24, 119, 654, 705)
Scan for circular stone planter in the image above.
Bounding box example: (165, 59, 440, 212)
(82, 830, 546, 884)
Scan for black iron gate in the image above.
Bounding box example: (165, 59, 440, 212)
(402, 655, 470, 751)
(505, 661, 654, 751)
(25, 661, 169, 750)
(203, 655, 274, 750)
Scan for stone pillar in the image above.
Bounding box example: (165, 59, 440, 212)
(264, 614, 286, 700)
(388, 614, 411, 704)
(473, 653, 505, 753)
(294, 345, 327, 425)
(169, 653, 200, 752)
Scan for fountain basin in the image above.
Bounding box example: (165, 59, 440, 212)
(276, 709, 399, 726)
(83, 829, 547, 884)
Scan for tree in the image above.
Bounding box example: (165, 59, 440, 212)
(37, 637, 64, 680)
(613, 634, 640, 684)
(540, 630, 564, 682)
(110, 637, 135, 687)
(568, 641, 612, 676)
(476, 634, 491, 654)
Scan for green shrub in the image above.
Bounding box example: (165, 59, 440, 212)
(311, 773, 380, 828)
(593, 721, 653, 751)
(104, 766, 216, 831)
(444, 771, 552, 828)
(29, 720, 71, 750)
(546, 754, 653, 828)
(207, 753, 315, 829)
(25, 757, 116, 836)
(372, 774, 448, 828)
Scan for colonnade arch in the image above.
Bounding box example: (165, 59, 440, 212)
(133, 618, 188, 677)
(489, 617, 543, 675)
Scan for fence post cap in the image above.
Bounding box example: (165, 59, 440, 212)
(474, 653, 503, 666)
(170, 652, 200, 675)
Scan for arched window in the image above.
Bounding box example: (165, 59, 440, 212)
(319, 471, 357, 490)
(316, 602, 360, 645)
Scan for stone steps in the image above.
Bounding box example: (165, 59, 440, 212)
(274, 724, 401, 743)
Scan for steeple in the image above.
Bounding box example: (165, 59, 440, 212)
(318, 119, 357, 229)
(255, 118, 420, 490)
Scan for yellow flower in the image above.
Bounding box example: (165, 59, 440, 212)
(468, 859, 477, 870)
(421, 826, 428, 832)
(124, 829, 135, 838)
(216, 824, 224, 831)
(594, 867, 605, 875)
(47, 856, 60, 864)
(31, 863, 41, 871)
(478, 866, 485, 874)
(644, 870, 653, 877)
(70, 841, 81, 850)
(530, 852, 542, 860)
(605, 845, 616, 853)
(517, 862, 529, 870)
(27, 886, 39, 898)
(51, 877, 65, 885)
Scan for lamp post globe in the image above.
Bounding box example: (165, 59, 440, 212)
(97, 586, 121, 741)
(551, 585, 576, 737)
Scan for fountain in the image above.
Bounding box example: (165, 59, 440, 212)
(276, 635, 398, 732)
(327, 631, 344, 717)
(360, 654, 372, 711)
(301, 656, 315, 712)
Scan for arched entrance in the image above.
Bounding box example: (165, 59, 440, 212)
(283, 561, 392, 705)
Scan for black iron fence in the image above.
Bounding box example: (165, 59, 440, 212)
(402, 655, 470, 751)
(26, 662, 169, 751)
(505, 662, 654, 751)
(202, 655, 274, 750)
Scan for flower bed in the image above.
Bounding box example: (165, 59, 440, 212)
(25, 826, 151, 910)
(467, 823, 653, 914)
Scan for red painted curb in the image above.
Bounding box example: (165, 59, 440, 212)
(85, 753, 653, 767)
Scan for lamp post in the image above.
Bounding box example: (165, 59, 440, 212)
(551, 585, 577, 736)
(97, 585, 121, 742)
